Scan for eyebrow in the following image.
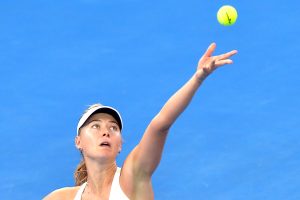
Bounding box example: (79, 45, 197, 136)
(89, 119, 118, 125)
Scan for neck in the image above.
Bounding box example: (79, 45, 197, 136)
(84, 160, 118, 196)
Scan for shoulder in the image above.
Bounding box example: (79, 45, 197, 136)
(43, 186, 80, 200)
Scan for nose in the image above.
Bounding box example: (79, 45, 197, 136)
(102, 131, 110, 138)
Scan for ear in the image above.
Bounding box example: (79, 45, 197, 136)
(118, 144, 122, 153)
(75, 136, 82, 150)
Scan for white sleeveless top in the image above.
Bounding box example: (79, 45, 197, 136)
(74, 167, 129, 200)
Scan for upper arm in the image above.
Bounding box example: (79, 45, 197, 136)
(119, 116, 169, 198)
(43, 187, 78, 200)
(43, 190, 59, 200)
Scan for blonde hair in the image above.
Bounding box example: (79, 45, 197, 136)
(74, 104, 99, 186)
(74, 159, 87, 186)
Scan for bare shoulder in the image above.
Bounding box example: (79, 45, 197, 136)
(43, 186, 80, 200)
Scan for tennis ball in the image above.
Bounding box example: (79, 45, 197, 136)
(217, 5, 238, 26)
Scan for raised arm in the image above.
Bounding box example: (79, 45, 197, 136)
(126, 43, 237, 176)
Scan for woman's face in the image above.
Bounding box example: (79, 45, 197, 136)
(75, 113, 122, 162)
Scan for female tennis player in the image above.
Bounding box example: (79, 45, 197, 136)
(44, 43, 237, 200)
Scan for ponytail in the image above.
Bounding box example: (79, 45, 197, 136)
(74, 159, 87, 186)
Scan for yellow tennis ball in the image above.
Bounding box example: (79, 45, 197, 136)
(217, 5, 238, 26)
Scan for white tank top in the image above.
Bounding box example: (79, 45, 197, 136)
(74, 167, 129, 200)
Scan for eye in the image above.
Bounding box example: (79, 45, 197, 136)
(109, 125, 119, 132)
(91, 124, 100, 129)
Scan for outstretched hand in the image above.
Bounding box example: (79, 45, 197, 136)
(195, 43, 238, 81)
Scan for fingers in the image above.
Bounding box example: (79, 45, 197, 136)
(203, 42, 217, 58)
(198, 44, 238, 73)
(218, 50, 238, 60)
(215, 59, 233, 67)
(214, 50, 237, 67)
(203, 43, 237, 61)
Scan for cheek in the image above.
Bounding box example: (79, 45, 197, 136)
(114, 135, 123, 147)
(81, 132, 99, 146)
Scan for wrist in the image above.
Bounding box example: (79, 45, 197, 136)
(195, 69, 209, 83)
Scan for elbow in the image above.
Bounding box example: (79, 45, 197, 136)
(149, 114, 171, 135)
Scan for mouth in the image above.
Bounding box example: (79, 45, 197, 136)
(99, 141, 111, 148)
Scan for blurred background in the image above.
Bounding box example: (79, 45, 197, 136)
(0, 0, 299, 199)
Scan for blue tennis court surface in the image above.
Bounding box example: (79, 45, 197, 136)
(0, 1, 299, 199)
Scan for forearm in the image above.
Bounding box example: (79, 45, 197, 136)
(154, 70, 206, 131)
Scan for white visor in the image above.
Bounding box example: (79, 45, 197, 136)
(76, 104, 123, 136)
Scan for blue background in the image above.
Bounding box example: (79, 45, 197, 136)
(1, 0, 299, 199)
